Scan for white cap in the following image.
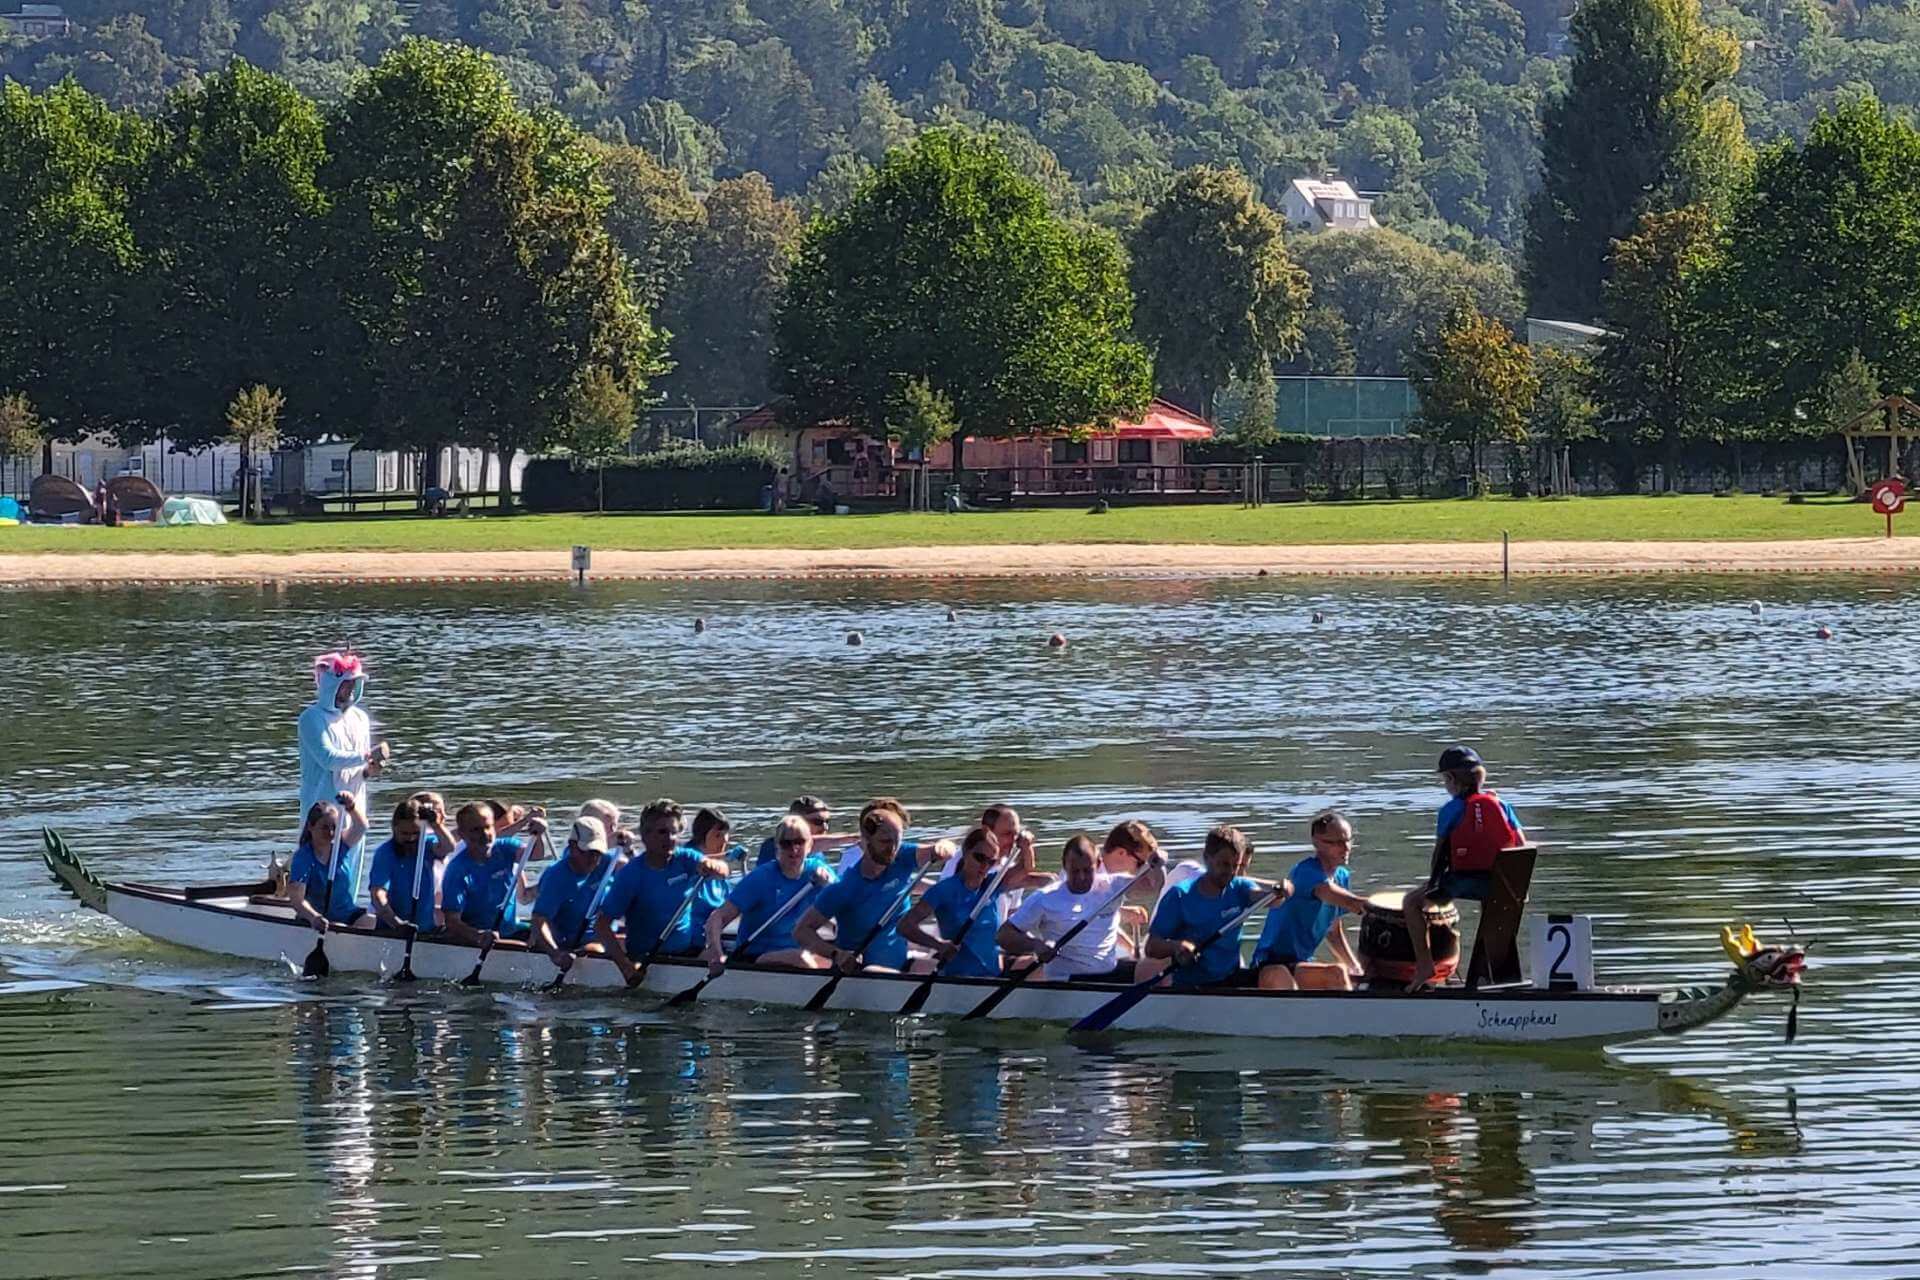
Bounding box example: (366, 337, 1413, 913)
(571, 816, 609, 853)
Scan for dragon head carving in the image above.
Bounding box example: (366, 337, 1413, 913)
(1721, 923, 1807, 992)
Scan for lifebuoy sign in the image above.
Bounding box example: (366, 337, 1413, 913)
(1870, 477, 1907, 537)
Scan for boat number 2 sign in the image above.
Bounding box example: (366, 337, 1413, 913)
(1527, 914, 1594, 990)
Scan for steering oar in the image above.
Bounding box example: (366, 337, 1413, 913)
(1070, 890, 1277, 1033)
(896, 858, 1014, 1015)
(458, 832, 540, 988)
(667, 880, 821, 1009)
(960, 870, 1142, 1021)
(803, 857, 942, 1013)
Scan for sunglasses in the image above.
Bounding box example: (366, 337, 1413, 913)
(777, 836, 807, 848)
(969, 847, 997, 864)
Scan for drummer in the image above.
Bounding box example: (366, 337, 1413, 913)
(1252, 810, 1369, 990)
(1143, 826, 1288, 988)
(1405, 746, 1527, 990)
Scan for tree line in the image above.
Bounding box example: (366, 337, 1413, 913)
(1413, 0, 1920, 492)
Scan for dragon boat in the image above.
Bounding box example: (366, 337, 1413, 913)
(40, 830, 1805, 1047)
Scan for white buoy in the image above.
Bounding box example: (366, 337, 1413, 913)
(847, 631, 863, 646)
(693, 617, 707, 633)
(1748, 601, 1762, 615)
(1047, 633, 1068, 649)
(945, 608, 958, 622)
(1816, 625, 1833, 640)
(1312, 610, 1324, 624)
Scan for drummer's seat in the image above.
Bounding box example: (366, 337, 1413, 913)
(1462, 844, 1537, 991)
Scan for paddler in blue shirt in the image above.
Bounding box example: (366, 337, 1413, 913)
(439, 802, 546, 947)
(684, 807, 745, 948)
(1145, 825, 1289, 988)
(793, 797, 954, 973)
(594, 799, 732, 984)
(529, 816, 621, 976)
(366, 795, 453, 934)
(899, 825, 1051, 977)
(287, 791, 374, 934)
(703, 815, 838, 971)
(1252, 810, 1370, 991)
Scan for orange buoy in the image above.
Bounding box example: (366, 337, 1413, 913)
(1816, 625, 1833, 640)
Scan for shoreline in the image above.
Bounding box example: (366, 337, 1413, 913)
(2, 538, 1918, 586)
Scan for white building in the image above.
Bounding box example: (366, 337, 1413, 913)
(1280, 176, 1380, 233)
(2, 3, 72, 38)
(1526, 318, 1611, 352)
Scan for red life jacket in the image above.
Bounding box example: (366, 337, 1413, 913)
(1449, 791, 1520, 873)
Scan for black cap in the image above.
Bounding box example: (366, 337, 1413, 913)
(1437, 745, 1483, 771)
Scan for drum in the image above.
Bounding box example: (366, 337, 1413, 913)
(1358, 890, 1461, 987)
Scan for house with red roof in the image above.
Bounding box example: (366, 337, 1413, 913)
(734, 397, 1229, 504)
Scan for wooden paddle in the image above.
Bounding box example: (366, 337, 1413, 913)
(542, 833, 620, 994)
(961, 870, 1143, 1021)
(896, 858, 1014, 1015)
(803, 856, 942, 1013)
(300, 824, 343, 978)
(667, 880, 821, 1008)
(458, 832, 540, 987)
(392, 821, 437, 984)
(621, 873, 710, 991)
(1070, 889, 1276, 1033)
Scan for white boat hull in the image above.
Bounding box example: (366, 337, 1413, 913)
(103, 882, 1672, 1046)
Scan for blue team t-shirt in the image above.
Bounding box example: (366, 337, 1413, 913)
(532, 853, 617, 947)
(600, 849, 711, 954)
(1437, 794, 1522, 841)
(1254, 855, 1349, 966)
(366, 833, 442, 932)
(920, 872, 1013, 978)
(676, 845, 736, 946)
(439, 837, 532, 934)
(811, 844, 920, 969)
(727, 856, 832, 959)
(1149, 875, 1264, 987)
(289, 839, 363, 925)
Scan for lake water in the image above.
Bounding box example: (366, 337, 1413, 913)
(2, 575, 1917, 1278)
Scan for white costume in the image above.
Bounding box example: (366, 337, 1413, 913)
(297, 652, 372, 828)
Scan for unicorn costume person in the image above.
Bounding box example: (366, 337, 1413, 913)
(298, 652, 381, 824)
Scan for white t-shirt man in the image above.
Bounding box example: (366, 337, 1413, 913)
(1007, 871, 1143, 978)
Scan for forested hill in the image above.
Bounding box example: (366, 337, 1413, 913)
(4, 0, 1915, 253)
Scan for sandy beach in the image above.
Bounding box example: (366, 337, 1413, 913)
(2, 537, 1917, 586)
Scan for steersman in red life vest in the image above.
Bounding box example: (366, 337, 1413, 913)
(1402, 745, 1526, 991)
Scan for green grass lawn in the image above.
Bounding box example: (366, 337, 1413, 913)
(0, 494, 1894, 555)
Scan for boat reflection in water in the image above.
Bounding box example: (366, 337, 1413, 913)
(266, 997, 1805, 1276)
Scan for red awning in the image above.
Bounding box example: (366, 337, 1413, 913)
(1108, 399, 1214, 441)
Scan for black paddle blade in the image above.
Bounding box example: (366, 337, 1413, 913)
(1070, 973, 1159, 1033)
(804, 972, 845, 1012)
(393, 965, 416, 984)
(301, 939, 329, 979)
(897, 977, 936, 1016)
(961, 977, 1022, 1021)
(458, 964, 485, 988)
(666, 977, 711, 1008)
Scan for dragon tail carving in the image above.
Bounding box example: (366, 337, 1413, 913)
(41, 828, 108, 913)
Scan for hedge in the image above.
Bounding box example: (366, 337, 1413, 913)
(522, 446, 781, 512)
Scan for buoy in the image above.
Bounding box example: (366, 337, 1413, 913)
(693, 617, 707, 633)
(1047, 633, 1068, 649)
(1256, 568, 1269, 577)
(945, 608, 958, 622)
(1816, 625, 1833, 640)
(847, 631, 863, 646)
(1312, 610, 1324, 624)
(1748, 601, 1762, 615)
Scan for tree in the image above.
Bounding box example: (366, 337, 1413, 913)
(0, 80, 153, 461)
(1129, 165, 1309, 418)
(1530, 347, 1598, 494)
(659, 174, 801, 405)
(556, 366, 638, 511)
(1289, 229, 1520, 377)
(125, 60, 338, 448)
(1591, 205, 1726, 486)
(1409, 301, 1538, 486)
(774, 128, 1152, 480)
(1524, 0, 1746, 320)
(226, 383, 285, 520)
(0, 391, 43, 497)
(325, 39, 665, 503)
(1714, 99, 1920, 431)
(1820, 351, 1882, 436)
(589, 139, 702, 313)
(887, 376, 957, 509)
